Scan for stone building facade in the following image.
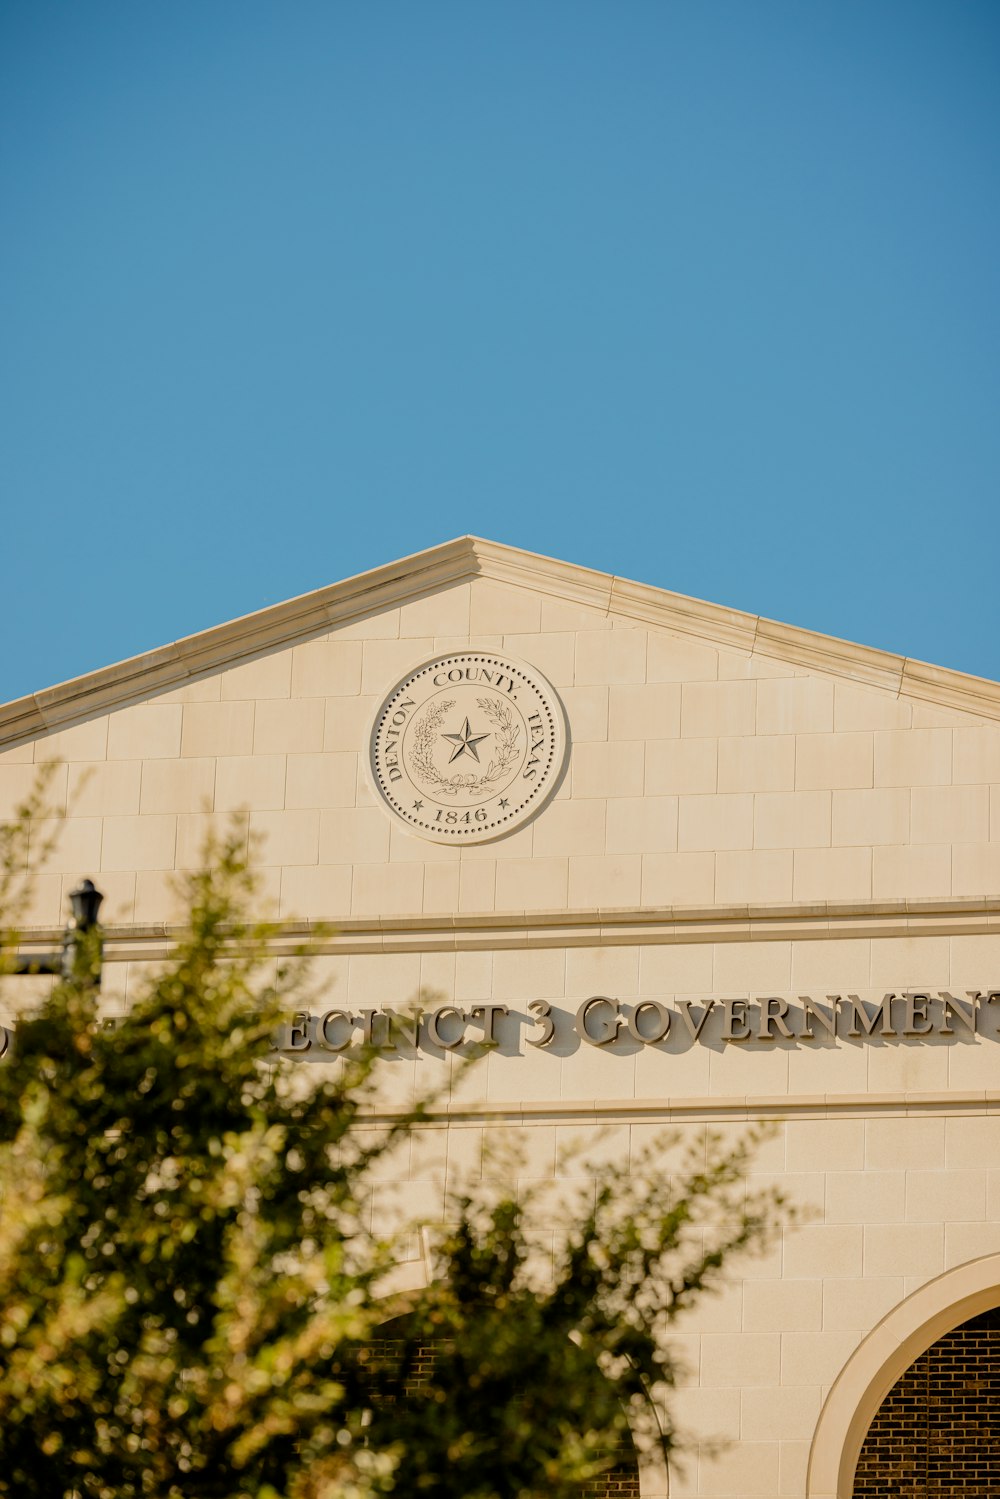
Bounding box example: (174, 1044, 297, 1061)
(2, 537, 999, 1499)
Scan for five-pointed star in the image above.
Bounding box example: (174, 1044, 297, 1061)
(498, 798, 510, 809)
(412, 799, 424, 810)
(441, 717, 490, 764)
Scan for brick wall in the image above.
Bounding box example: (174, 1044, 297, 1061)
(853, 1306, 1000, 1497)
(579, 1465, 639, 1498)
(364, 1331, 639, 1498)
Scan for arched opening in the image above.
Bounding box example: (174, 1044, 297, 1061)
(852, 1305, 1000, 1496)
(807, 1254, 1000, 1499)
(363, 1309, 644, 1499)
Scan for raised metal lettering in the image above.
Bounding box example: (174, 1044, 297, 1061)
(576, 995, 623, 1047)
(902, 992, 934, 1037)
(757, 996, 794, 1040)
(384, 1008, 422, 1049)
(527, 999, 556, 1048)
(353, 1009, 388, 1047)
(800, 996, 838, 1040)
(627, 1001, 671, 1044)
(284, 1012, 311, 1052)
(470, 1003, 510, 1045)
(722, 998, 751, 1042)
(677, 1000, 715, 1040)
(318, 1010, 357, 1052)
(843, 994, 896, 1038)
(426, 1006, 467, 1049)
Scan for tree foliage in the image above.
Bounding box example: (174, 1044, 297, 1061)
(0, 794, 787, 1499)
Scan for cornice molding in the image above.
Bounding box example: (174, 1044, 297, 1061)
(0, 537, 479, 745)
(362, 1091, 1000, 1126)
(1, 536, 999, 746)
(13, 895, 1000, 962)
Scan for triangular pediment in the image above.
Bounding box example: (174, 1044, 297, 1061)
(1, 536, 998, 747)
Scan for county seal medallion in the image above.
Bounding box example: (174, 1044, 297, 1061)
(369, 652, 567, 843)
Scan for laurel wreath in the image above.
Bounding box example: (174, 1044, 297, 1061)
(408, 696, 521, 796)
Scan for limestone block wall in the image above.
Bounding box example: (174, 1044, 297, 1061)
(248, 929, 1000, 1498)
(352, 1097, 1000, 1497)
(357, 1097, 1000, 1499)
(0, 576, 997, 931)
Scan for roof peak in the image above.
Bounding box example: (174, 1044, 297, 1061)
(2, 535, 998, 745)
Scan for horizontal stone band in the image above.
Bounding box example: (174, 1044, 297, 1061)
(14, 894, 1000, 962)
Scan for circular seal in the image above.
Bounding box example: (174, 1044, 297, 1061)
(369, 652, 567, 843)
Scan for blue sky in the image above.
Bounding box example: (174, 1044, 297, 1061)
(2, 1, 997, 701)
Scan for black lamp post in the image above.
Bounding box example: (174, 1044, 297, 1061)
(10, 878, 104, 987)
(68, 878, 103, 931)
(63, 878, 104, 983)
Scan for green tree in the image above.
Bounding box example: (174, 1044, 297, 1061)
(0, 793, 787, 1499)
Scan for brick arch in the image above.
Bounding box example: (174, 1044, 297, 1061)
(373, 1259, 669, 1498)
(806, 1253, 1000, 1499)
(852, 1304, 1000, 1495)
